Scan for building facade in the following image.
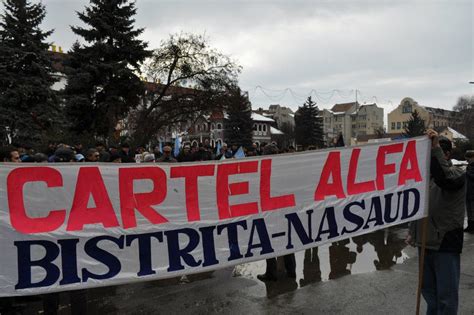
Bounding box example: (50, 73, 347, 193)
(353, 104, 384, 136)
(321, 102, 384, 146)
(156, 111, 283, 147)
(387, 97, 463, 133)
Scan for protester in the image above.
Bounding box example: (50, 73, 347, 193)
(109, 145, 118, 156)
(95, 142, 110, 162)
(110, 152, 122, 163)
(119, 143, 135, 163)
(194, 143, 212, 161)
(177, 144, 194, 162)
(143, 153, 155, 163)
(0, 147, 21, 162)
(465, 150, 474, 233)
(252, 142, 261, 155)
(153, 145, 163, 160)
(53, 147, 75, 162)
(73, 142, 84, 155)
(34, 153, 49, 163)
(74, 154, 85, 162)
(215, 145, 226, 160)
(84, 148, 100, 162)
(156, 146, 177, 163)
(223, 143, 233, 158)
(45, 141, 57, 157)
(257, 144, 296, 281)
(407, 130, 466, 315)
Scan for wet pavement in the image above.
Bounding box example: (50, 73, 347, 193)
(2, 225, 474, 314)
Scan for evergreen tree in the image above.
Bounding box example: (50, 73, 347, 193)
(0, 0, 61, 146)
(295, 96, 324, 149)
(224, 87, 253, 148)
(64, 0, 150, 139)
(403, 109, 426, 138)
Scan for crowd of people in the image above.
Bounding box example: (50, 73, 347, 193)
(0, 140, 297, 164)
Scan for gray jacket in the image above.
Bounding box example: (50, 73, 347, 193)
(410, 147, 465, 250)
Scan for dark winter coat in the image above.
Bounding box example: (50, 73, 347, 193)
(119, 150, 135, 163)
(466, 162, 474, 216)
(410, 147, 466, 252)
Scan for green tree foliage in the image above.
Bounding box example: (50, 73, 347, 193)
(224, 86, 253, 148)
(0, 0, 62, 146)
(403, 109, 426, 138)
(64, 0, 150, 139)
(278, 122, 295, 149)
(295, 96, 324, 149)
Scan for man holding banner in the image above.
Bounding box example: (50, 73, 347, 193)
(409, 130, 466, 315)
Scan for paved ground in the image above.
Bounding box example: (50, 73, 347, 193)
(1, 229, 473, 314)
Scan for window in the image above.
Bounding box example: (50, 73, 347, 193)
(391, 122, 395, 130)
(403, 122, 408, 128)
(202, 124, 207, 131)
(263, 124, 267, 132)
(217, 123, 222, 129)
(258, 125, 262, 131)
(402, 105, 412, 113)
(397, 122, 401, 129)
(253, 124, 257, 131)
(211, 123, 215, 130)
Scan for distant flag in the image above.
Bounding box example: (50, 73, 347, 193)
(158, 139, 163, 154)
(233, 146, 245, 159)
(216, 142, 221, 155)
(174, 137, 181, 157)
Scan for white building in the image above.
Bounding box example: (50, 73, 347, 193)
(321, 102, 384, 146)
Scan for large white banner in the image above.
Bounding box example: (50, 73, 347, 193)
(0, 137, 431, 296)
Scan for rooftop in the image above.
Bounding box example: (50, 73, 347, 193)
(270, 126, 284, 135)
(251, 112, 274, 122)
(330, 102, 358, 113)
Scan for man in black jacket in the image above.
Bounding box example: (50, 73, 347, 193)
(119, 143, 135, 163)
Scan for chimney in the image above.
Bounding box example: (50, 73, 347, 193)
(58, 46, 63, 53)
(51, 44, 57, 52)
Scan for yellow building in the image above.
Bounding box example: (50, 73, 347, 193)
(388, 97, 462, 133)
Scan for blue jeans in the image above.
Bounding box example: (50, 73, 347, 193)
(421, 250, 460, 315)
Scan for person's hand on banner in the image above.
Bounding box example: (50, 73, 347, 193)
(426, 129, 440, 148)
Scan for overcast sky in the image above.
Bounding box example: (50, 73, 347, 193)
(30, 0, 474, 114)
